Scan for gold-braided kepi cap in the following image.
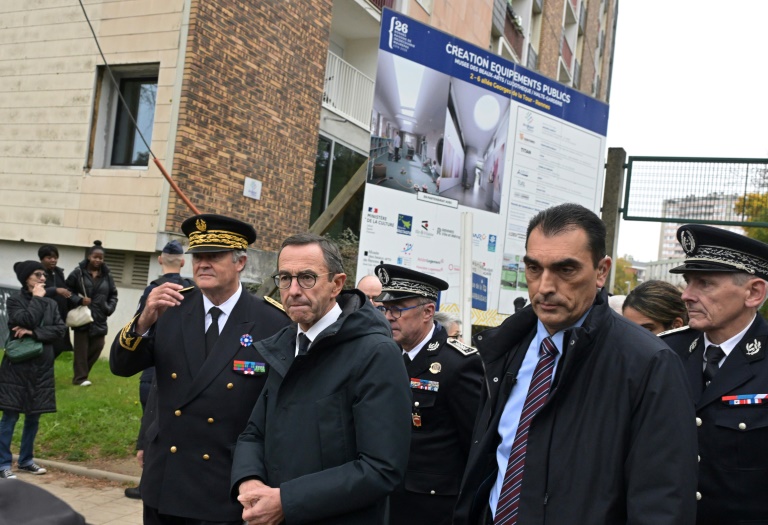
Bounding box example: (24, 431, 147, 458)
(374, 263, 448, 302)
(669, 224, 768, 280)
(180, 214, 256, 253)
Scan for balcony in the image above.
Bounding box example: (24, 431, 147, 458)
(322, 51, 375, 130)
(527, 44, 538, 71)
(368, 0, 394, 10)
(558, 36, 573, 84)
(504, 5, 525, 59)
(561, 36, 573, 70)
(573, 59, 581, 89)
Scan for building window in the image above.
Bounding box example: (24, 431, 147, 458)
(87, 64, 159, 169)
(311, 135, 367, 237)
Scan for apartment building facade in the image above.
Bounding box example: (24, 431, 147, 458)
(0, 0, 618, 332)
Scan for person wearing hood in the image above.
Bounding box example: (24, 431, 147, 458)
(65, 241, 118, 386)
(231, 233, 412, 525)
(1, 260, 66, 479)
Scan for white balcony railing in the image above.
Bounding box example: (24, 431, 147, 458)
(322, 52, 375, 130)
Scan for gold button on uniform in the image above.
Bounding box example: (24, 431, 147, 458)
(414, 401, 420, 407)
(174, 410, 181, 416)
(203, 454, 210, 461)
(208, 418, 214, 424)
(430, 490, 435, 495)
(227, 383, 234, 389)
(695, 417, 702, 427)
(171, 373, 177, 379)
(170, 446, 177, 453)
(696, 492, 702, 501)
(739, 422, 747, 430)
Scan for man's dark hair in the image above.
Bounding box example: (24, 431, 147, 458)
(279, 233, 344, 276)
(38, 244, 59, 259)
(525, 203, 606, 267)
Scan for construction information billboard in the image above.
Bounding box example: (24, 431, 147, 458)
(357, 9, 609, 322)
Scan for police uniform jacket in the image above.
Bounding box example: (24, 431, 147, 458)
(662, 315, 768, 525)
(109, 287, 290, 522)
(390, 322, 483, 525)
(454, 290, 698, 525)
(231, 290, 412, 525)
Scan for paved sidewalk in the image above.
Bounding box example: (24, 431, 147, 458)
(11, 466, 142, 525)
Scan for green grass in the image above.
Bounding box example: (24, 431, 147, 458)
(1, 350, 142, 462)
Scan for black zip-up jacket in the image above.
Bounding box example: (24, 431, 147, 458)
(454, 290, 698, 525)
(66, 260, 118, 336)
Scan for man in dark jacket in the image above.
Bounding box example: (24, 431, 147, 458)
(661, 224, 768, 525)
(231, 233, 412, 525)
(454, 203, 697, 525)
(374, 264, 482, 525)
(110, 214, 290, 525)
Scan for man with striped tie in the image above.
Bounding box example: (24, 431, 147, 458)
(454, 203, 697, 525)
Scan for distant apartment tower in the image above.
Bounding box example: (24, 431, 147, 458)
(658, 193, 744, 259)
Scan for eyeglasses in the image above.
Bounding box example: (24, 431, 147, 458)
(376, 303, 427, 319)
(31, 271, 46, 278)
(273, 272, 333, 290)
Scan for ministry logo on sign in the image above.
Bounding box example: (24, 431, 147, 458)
(397, 214, 413, 235)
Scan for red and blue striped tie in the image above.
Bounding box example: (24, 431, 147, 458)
(494, 336, 558, 525)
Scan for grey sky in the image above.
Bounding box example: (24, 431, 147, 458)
(606, 0, 768, 261)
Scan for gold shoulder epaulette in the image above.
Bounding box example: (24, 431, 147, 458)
(264, 296, 286, 313)
(118, 313, 143, 351)
(446, 337, 478, 356)
(658, 325, 692, 338)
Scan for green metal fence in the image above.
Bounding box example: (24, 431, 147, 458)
(623, 156, 768, 227)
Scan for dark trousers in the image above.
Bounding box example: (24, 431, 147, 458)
(72, 331, 104, 384)
(143, 505, 241, 525)
(390, 488, 455, 525)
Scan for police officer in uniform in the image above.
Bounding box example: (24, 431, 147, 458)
(110, 214, 290, 525)
(661, 224, 768, 525)
(374, 264, 483, 525)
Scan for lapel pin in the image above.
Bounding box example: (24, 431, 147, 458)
(430, 362, 442, 374)
(240, 334, 253, 347)
(689, 338, 699, 354)
(746, 339, 761, 356)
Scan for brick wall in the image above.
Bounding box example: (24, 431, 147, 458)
(167, 0, 332, 251)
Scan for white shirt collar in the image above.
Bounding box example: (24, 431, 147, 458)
(404, 324, 436, 361)
(202, 283, 242, 331)
(296, 302, 342, 355)
(703, 314, 756, 358)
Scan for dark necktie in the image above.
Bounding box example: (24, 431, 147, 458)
(494, 337, 559, 525)
(205, 307, 222, 358)
(297, 333, 311, 356)
(704, 345, 725, 385)
(403, 352, 411, 367)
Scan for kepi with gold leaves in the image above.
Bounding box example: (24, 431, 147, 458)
(181, 214, 257, 253)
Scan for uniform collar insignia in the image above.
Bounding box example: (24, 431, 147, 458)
(689, 337, 699, 354)
(746, 339, 761, 357)
(427, 341, 440, 351)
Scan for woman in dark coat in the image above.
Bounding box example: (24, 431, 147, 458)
(0, 260, 66, 479)
(39, 244, 75, 357)
(65, 241, 118, 386)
